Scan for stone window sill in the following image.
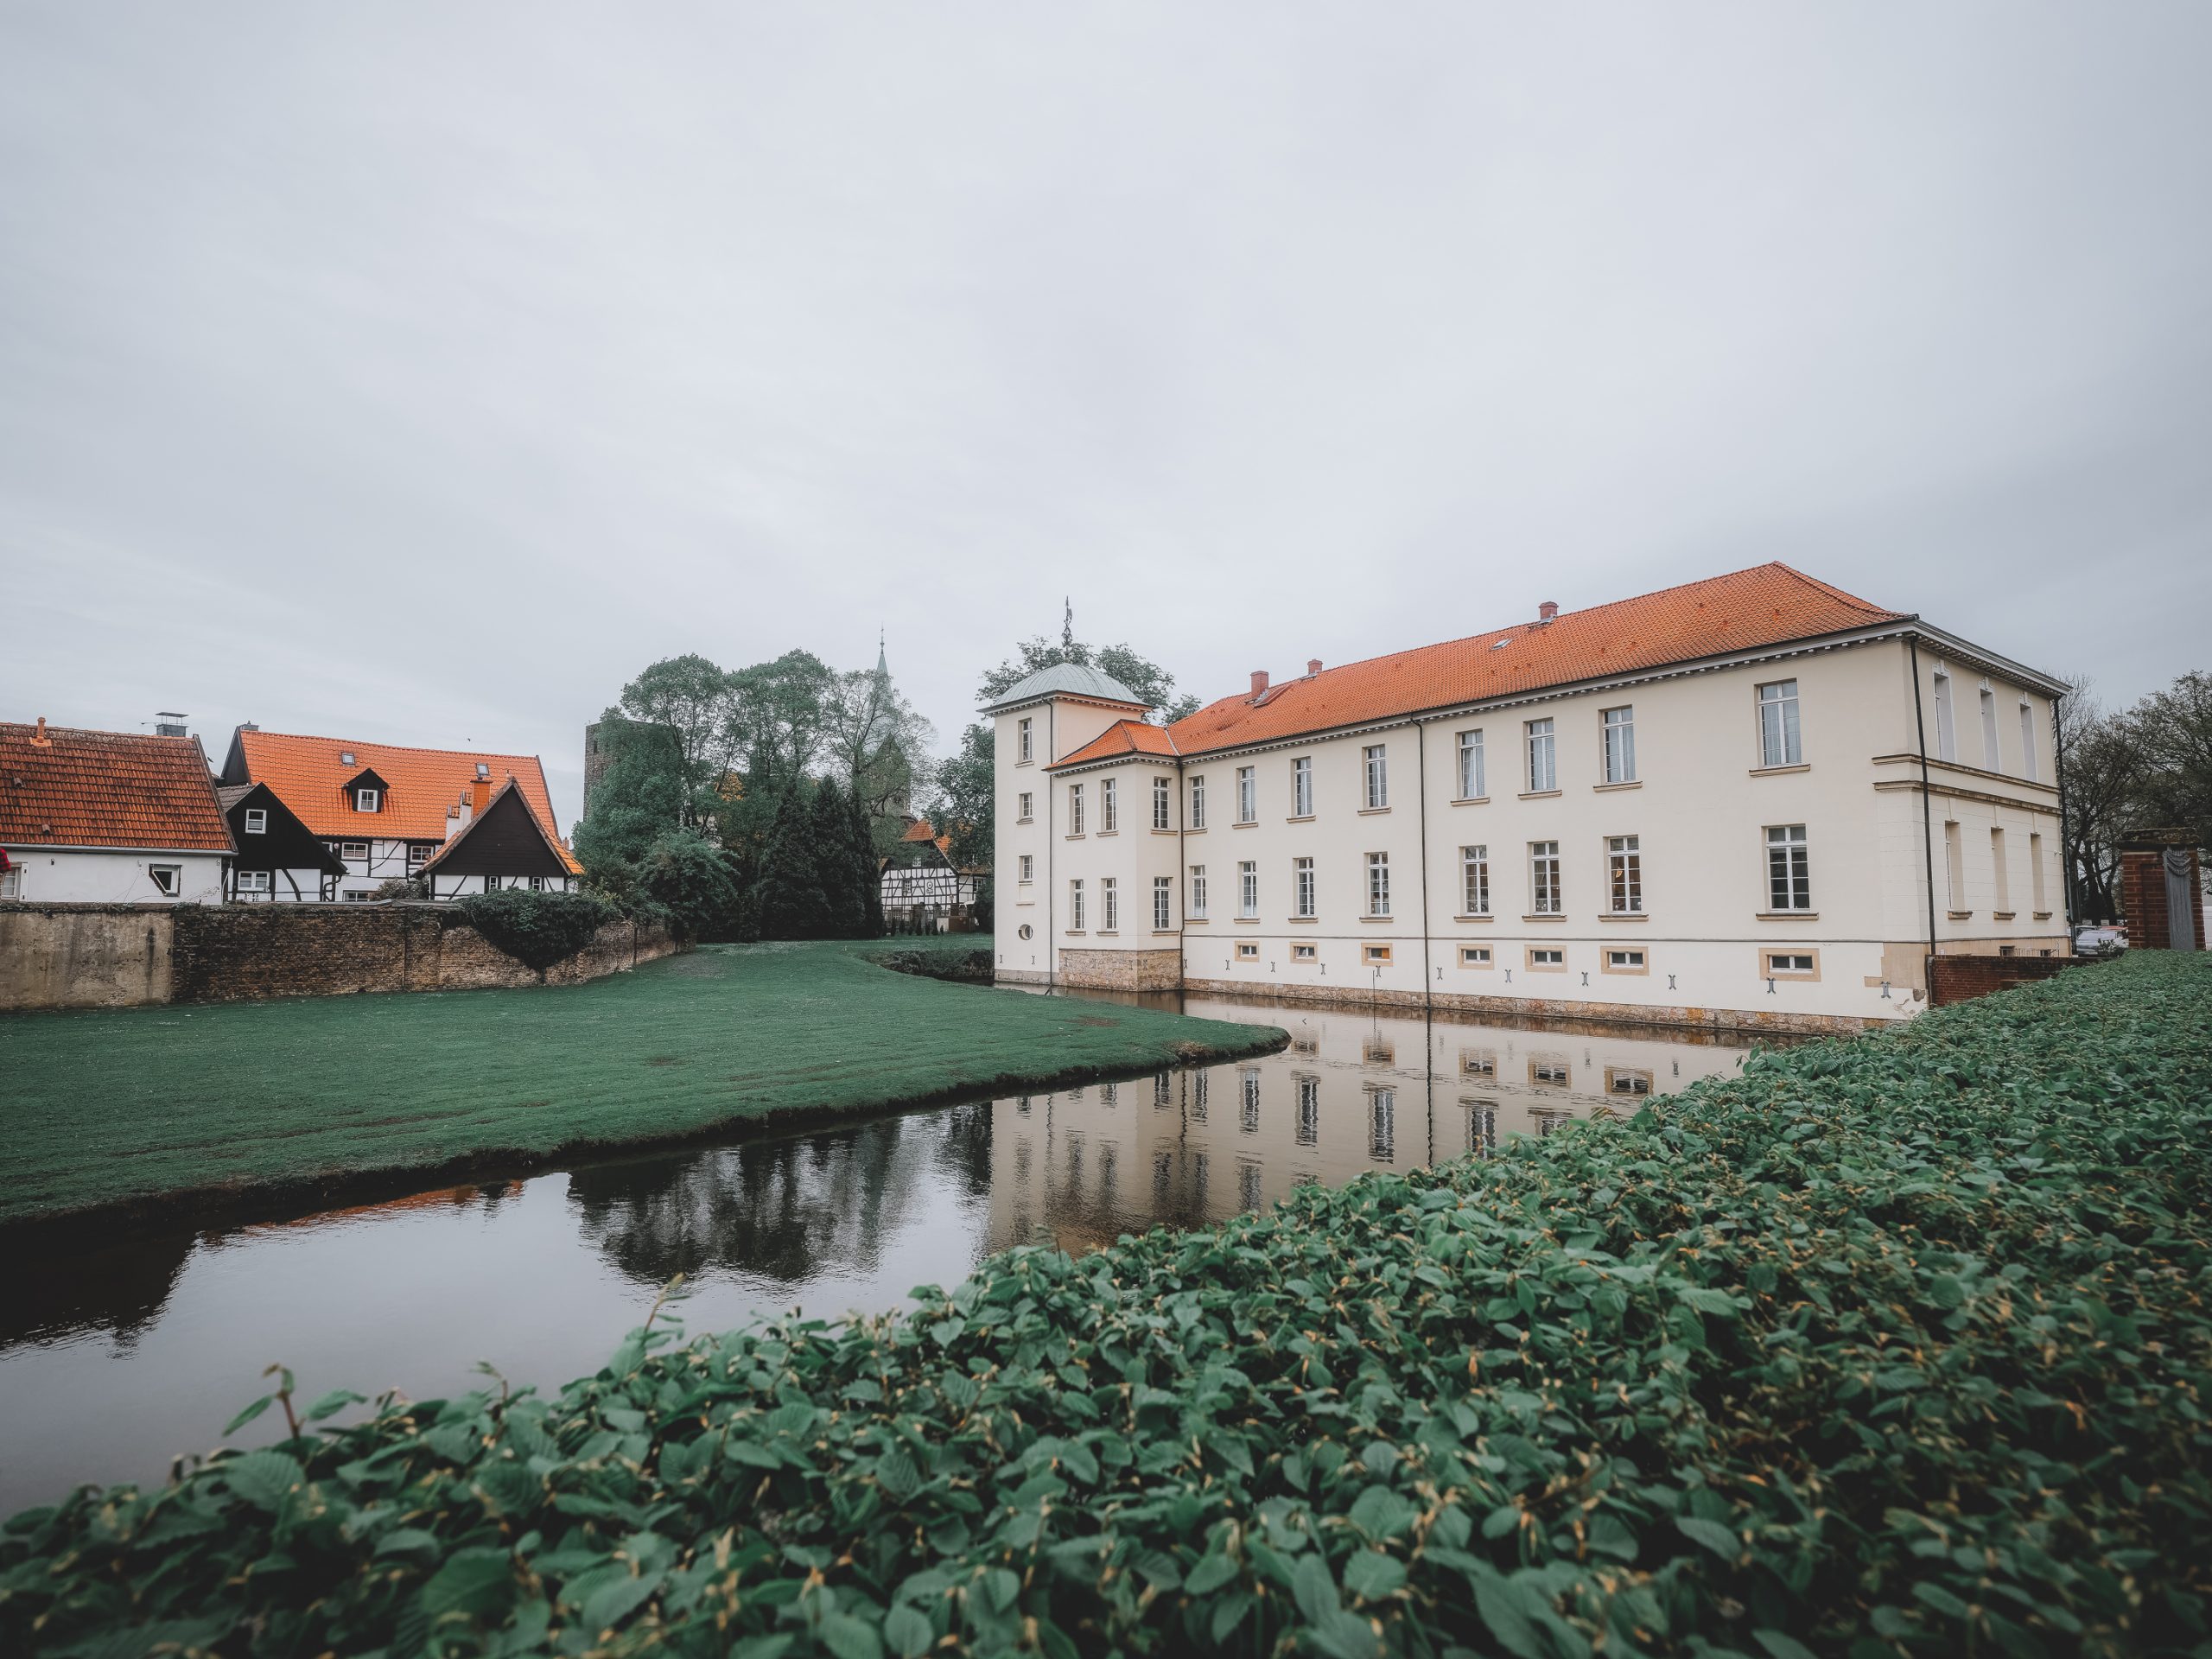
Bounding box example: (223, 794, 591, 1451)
(1095, 931, 1118, 938)
(1948, 910, 1973, 921)
(1096, 830, 1118, 838)
(1522, 913, 1567, 923)
(1757, 911, 1817, 921)
(1357, 805, 1391, 815)
(1150, 828, 1178, 836)
(1519, 789, 1562, 801)
(1599, 912, 1647, 922)
(1452, 796, 1490, 807)
(1234, 916, 1262, 924)
(1287, 916, 1319, 924)
(1286, 814, 1316, 823)
(1232, 820, 1257, 829)
(1452, 913, 1493, 923)
(1749, 763, 1811, 777)
(2032, 911, 2054, 921)
(1065, 930, 1085, 937)
(1065, 834, 1085, 841)
(1151, 929, 1178, 937)
(1592, 780, 1642, 792)
(1993, 910, 2017, 921)
(1359, 914, 1395, 924)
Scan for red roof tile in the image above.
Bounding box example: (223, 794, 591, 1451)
(0, 721, 236, 853)
(232, 728, 573, 866)
(1164, 563, 1904, 757)
(1046, 719, 1182, 771)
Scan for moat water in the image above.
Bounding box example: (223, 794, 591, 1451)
(0, 991, 1770, 1511)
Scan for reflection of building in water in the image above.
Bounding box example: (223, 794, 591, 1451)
(982, 999, 1747, 1254)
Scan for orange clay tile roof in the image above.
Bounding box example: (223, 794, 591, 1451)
(417, 778, 582, 876)
(900, 818, 956, 856)
(232, 728, 577, 869)
(0, 721, 236, 852)
(1161, 563, 1904, 758)
(1045, 719, 1182, 771)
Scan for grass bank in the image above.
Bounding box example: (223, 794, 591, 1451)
(0, 938, 1281, 1233)
(6, 953, 2208, 1656)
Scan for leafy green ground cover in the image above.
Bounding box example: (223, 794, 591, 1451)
(0, 939, 1279, 1230)
(9, 953, 2211, 1658)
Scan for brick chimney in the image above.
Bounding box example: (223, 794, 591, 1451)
(1307, 658, 1322, 677)
(1537, 601, 1559, 622)
(29, 715, 50, 747)
(470, 776, 491, 816)
(1250, 670, 1269, 697)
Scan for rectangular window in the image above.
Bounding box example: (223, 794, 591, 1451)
(1608, 1068, 1652, 1096)
(1530, 1057, 1570, 1085)
(1369, 1088, 1395, 1162)
(1605, 947, 1646, 972)
(1944, 819, 1964, 911)
(1152, 775, 1170, 830)
(2018, 703, 2039, 782)
(1068, 784, 1084, 835)
(1241, 1069, 1262, 1132)
(1458, 729, 1485, 799)
(1366, 851, 1390, 917)
(1980, 686, 2001, 770)
(483, 877, 500, 893)
(1990, 827, 2010, 912)
(1190, 774, 1206, 829)
(1101, 778, 1118, 831)
(1238, 861, 1259, 918)
(1018, 717, 1033, 762)
(1769, 952, 1815, 976)
(1296, 1076, 1319, 1145)
(1606, 835, 1642, 913)
(528, 875, 545, 892)
(1766, 824, 1811, 912)
(408, 843, 429, 867)
(1461, 844, 1490, 915)
(1154, 876, 1172, 930)
(1529, 840, 1561, 914)
(236, 869, 272, 893)
(1070, 880, 1084, 930)
(2030, 831, 2047, 913)
(355, 788, 380, 813)
(1932, 671, 1956, 762)
(1459, 944, 1491, 967)
(1525, 718, 1556, 792)
(1236, 766, 1256, 823)
(148, 864, 181, 896)
(1294, 856, 1316, 918)
(1602, 706, 1636, 783)
(1363, 944, 1392, 965)
(243, 808, 268, 835)
(341, 888, 376, 902)
(1292, 755, 1313, 817)
(1293, 942, 1316, 962)
(1528, 947, 1565, 969)
(0, 866, 19, 899)
(1101, 877, 1118, 931)
(1019, 854, 1034, 883)
(1461, 1050, 1496, 1078)
(1188, 865, 1208, 918)
(340, 842, 369, 861)
(1363, 745, 1388, 809)
(1758, 680, 1802, 767)
(1236, 941, 1259, 960)
(1017, 791, 1033, 822)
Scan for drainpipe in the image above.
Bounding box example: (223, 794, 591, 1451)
(1045, 702, 1056, 989)
(1908, 635, 1939, 993)
(1176, 750, 1186, 1007)
(2050, 690, 2077, 937)
(1414, 716, 1433, 1014)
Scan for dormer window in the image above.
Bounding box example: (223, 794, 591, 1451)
(244, 808, 267, 835)
(340, 751, 356, 766)
(356, 788, 380, 813)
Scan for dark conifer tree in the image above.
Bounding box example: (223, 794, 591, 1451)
(758, 781, 830, 939)
(849, 788, 885, 938)
(810, 778, 866, 938)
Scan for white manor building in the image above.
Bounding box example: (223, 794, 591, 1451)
(985, 563, 2069, 1033)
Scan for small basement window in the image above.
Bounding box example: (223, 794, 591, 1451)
(147, 864, 181, 896)
(1459, 945, 1491, 967)
(243, 808, 268, 835)
(1769, 953, 1815, 976)
(1605, 948, 1647, 972)
(1363, 944, 1392, 965)
(1528, 947, 1565, 969)
(1293, 943, 1317, 961)
(1236, 942, 1259, 959)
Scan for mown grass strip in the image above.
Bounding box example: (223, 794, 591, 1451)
(5, 953, 2209, 1657)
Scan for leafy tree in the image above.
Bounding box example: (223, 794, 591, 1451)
(2058, 678, 2145, 921)
(636, 828, 743, 941)
(574, 717, 689, 872)
(755, 782, 830, 941)
(2128, 671, 2212, 854)
(607, 657, 741, 830)
(731, 651, 836, 803)
(823, 662, 936, 856)
(933, 722, 995, 872)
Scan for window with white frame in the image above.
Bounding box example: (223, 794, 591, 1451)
(1606, 835, 1642, 912)
(1238, 861, 1259, 918)
(1241, 1067, 1262, 1131)
(1529, 840, 1561, 914)
(244, 808, 268, 835)
(1190, 774, 1206, 829)
(1018, 854, 1033, 883)
(1236, 766, 1256, 823)
(408, 843, 429, 867)
(1152, 775, 1170, 830)
(1758, 680, 1802, 768)
(1236, 941, 1259, 960)
(1461, 844, 1490, 915)
(1366, 851, 1390, 917)
(1296, 1076, 1319, 1144)
(1018, 717, 1033, 762)
(0, 866, 19, 899)
(1768, 952, 1815, 976)
(1292, 755, 1313, 817)
(1070, 879, 1084, 930)
(236, 869, 271, 893)
(355, 788, 380, 813)
(1368, 1087, 1395, 1162)
(340, 842, 369, 861)
(1460, 944, 1491, 967)
(1363, 745, 1388, 809)
(1189, 865, 1208, 918)
(2018, 703, 2039, 782)
(528, 876, 545, 892)
(1602, 706, 1636, 784)
(148, 864, 181, 896)
(1605, 947, 1646, 972)
(1292, 942, 1316, 962)
(1529, 949, 1565, 970)
(1102, 877, 1118, 931)
(1525, 719, 1556, 791)
(1980, 686, 2000, 770)
(1101, 778, 1118, 831)
(1068, 783, 1084, 834)
(1154, 876, 1172, 930)
(1017, 791, 1033, 822)
(1766, 824, 1811, 912)
(1931, 670, 1956, 762)
(1457, 728, 1485, 799)
(1294, 855, 1316, 918)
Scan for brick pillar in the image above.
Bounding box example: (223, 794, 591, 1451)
(2119, 839, 2205, 951)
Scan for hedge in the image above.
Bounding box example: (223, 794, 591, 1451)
(7, 953, 2210, 1657)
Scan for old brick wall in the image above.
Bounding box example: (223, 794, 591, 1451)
(1926, 953, 2088, 1007)
(0, 904, 175, 1010)
(2120, 847, 2205, 951)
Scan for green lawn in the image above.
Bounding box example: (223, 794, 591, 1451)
(0, 939, 1282, 1230)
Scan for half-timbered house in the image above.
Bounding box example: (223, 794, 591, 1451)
(1, 717, 234, 903)
(215, 782, 347, 901)
(418, 777, 584, 898)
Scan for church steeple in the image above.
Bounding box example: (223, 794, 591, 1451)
(875, 626, 888, 680)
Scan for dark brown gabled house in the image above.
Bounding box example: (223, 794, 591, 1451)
(417, 777, 582, 899)
(216, 782, 347, 901)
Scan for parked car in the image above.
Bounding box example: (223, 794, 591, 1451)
(2072, 924, 2127, 959)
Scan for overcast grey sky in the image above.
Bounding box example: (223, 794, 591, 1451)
(3, 3, 2207, 827)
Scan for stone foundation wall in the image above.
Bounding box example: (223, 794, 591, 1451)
(1059, 947, 1182, 992)
(1180, 976, 1885, 1036)
(1, 902, 681, 1011)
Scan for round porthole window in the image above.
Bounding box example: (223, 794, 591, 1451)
(1018, 924, 1033, 940)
